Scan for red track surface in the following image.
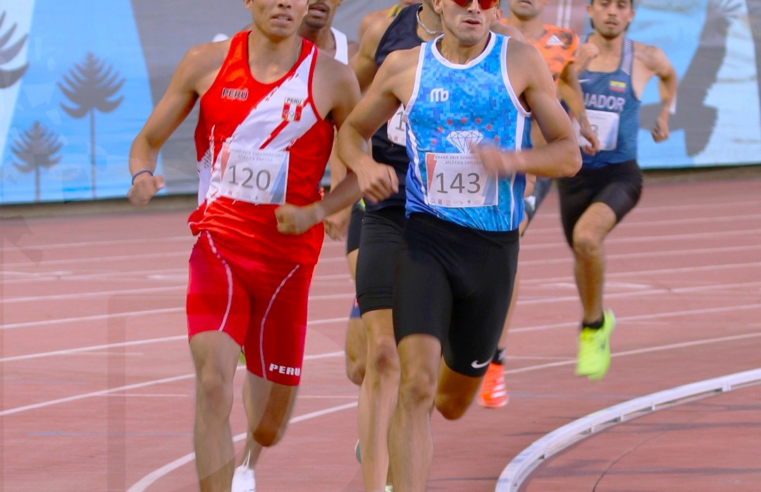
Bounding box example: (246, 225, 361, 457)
(1, 177, 760, 491)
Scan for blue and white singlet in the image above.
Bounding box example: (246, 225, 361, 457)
(403, 33, 530, 232)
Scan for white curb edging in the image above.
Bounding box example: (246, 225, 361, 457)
(495, 367, 761, 492)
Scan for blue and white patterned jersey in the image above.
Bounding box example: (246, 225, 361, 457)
(403, 33, 530, 232)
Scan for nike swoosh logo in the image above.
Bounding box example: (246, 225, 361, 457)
(471, 359, 491, 369)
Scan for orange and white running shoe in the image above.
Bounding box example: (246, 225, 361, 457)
(478, 363, 508, 408)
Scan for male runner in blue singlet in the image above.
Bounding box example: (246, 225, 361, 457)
(338, 0, 581, 488)
(564, 0, 677, 381)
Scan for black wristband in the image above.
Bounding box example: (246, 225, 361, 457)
(131, 169, 154, 184)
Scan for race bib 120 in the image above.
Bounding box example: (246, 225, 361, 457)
(425, 153, 498, 208)
(219, 146, 289, 205)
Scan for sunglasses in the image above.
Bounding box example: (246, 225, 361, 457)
(450, 0, 500, 9)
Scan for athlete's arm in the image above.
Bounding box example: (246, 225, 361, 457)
(276, 57, 365, 235)
(338, 50, 415, 202)
(642, 44, 677, 143)
(477, 42, 581, 178)
(558, 64, 600, 155)
(350, 16, 394, 93)
(128, 43, 222, 206)
(358, 8, 387, 42)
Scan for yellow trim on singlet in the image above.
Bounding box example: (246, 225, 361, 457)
(389, 4, 402, 17)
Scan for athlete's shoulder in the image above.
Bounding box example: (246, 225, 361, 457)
(315, 46, 356, 81)
(359, 7, 395, 41)
(178, 37, 231, 82)
(382, 45, 421, 69)
(490, 21, 525, 42)
(359, 14, 397, 55)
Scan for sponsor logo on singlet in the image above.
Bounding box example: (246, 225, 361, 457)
(221, 88, 249, 101)
(429, 88, 450, 103)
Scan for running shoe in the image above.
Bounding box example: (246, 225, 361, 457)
(575, 310, 615, 380)
(477, 363, 508, 408)
(231, 464, 255, 492)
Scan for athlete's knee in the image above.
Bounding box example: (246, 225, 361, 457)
(572, 228, 604, 259)
(435, 392, 470, 421)
(366, 336, 400, 377)
(252, 420, 286, 447)
(397, 367, 437, 409)
(195, 370, 234, 418)
(345, 356, 366, 386)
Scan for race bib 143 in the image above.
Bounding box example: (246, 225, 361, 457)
(425, 153, 498, 208)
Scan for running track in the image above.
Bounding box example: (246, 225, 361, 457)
(1, 177, 760, 491)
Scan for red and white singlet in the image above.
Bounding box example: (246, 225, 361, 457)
(189, 31, 334, 265)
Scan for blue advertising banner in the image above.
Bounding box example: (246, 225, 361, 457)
(0, 0, 759, 204)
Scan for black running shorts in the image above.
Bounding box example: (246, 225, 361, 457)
(345, 202, 365, 255)
(392, 213, 519, 378)
(557, 160, 643, 246)
(355, 206, 407, 315)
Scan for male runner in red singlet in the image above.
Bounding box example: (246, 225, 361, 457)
(127, 1, 363, 490)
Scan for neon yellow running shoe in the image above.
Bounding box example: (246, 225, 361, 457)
(575, 310, 615, 380)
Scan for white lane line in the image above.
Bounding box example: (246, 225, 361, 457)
(496, 368, 761, 492)
(0, 336, 187, 363)
(520, 260, 761, 286)
(1, 251, 347, 269)
(510, 302, 761, 334)
(0, 351, 346, 417)
(502, 331, 761, 376)
(523, 228, 760, 251)
(125, 327, 761, 492)
(126, 401, 359, 492)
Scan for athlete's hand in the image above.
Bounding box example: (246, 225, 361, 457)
(652, 115, 670, 143)
(128, 172, 165, 207)
(275, 203, 324, 235)
(356, 161, 399, 204)
(578, 118, 601, 155)
(575, 42, 600, 73)
(324, 206, 351, 241)
(475, 143, 526, 176)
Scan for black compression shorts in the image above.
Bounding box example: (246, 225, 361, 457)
(392, 213, 519, 377)
(557, 160, 643, 246)
(355, 206, 407, 315)
(345, 202, 365, 255)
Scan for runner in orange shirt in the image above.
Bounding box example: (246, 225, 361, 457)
(478, 0, 599, 409)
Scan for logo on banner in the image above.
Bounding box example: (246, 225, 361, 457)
(282, 97, 305, 122)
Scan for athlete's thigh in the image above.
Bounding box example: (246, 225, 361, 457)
(445, 231, 519, 378)
(243, 261, 314, 386)
(392, 218, 453, 345)
(558, 173, 599, 247)
(355, 207, 407, 315)
(593, 160, 643, 223)
(187, 232, 251, 346)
